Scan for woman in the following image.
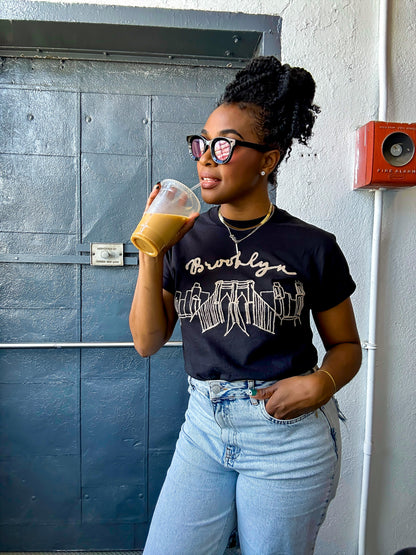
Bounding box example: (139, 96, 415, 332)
(130, 56, 362, 554)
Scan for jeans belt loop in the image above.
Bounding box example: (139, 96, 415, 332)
(247, 379, 259, 405)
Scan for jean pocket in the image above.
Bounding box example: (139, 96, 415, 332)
(258, 400, 314, 425)
(187, 376, 195, 394)
(319, 398, 342, 460)
(333, 396, 347, 422)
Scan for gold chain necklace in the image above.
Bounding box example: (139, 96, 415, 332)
(218, 203, 274, 255)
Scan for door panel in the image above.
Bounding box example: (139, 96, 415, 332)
(82, 266, 136, 341)
(0, 88, 78, 156)
(0, 455, 81, 524)
(81, 153, 147, 243)
(80, 347, 147, 521)
(1, 381, 79, 456)
(0, 154, 78, 233)
(0, 348, 79, 382)
(81, 93, 149, 156)
(0, 303, 80, 343)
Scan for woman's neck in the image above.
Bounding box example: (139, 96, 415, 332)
(219, 196, 272, 221)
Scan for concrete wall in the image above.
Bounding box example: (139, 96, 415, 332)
(18, 0, 416, 553)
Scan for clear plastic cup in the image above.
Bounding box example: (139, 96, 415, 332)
(130, 179, 201, 257)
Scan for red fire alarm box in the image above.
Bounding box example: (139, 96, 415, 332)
(354, 121, 416, 189)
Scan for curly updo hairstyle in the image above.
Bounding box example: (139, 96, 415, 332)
(219, 56, 320, 185)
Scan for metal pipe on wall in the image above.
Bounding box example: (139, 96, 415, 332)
(358, 0, 388, 553)
(0, 341, 183, 348)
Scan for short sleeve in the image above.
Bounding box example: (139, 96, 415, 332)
(310, 236, 356, 312)
(162, 249, 175, 294)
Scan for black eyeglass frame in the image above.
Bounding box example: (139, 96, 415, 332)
(186, 134, 271, 165)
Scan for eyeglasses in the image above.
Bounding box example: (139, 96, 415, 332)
(186, 135, 270, 165)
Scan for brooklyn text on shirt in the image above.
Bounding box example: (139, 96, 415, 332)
(184, 251, 297, 278)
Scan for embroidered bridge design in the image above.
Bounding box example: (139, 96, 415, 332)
(174, 279, 305, 336)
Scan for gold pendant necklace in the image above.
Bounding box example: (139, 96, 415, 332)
(218, 203, 274, 255)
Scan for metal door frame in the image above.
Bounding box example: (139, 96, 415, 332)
(0, 0, 281, 66)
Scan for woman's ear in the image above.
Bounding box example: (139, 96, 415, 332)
(261, 149, 281, 176)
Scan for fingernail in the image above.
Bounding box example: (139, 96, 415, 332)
(249, 388, 257, 396)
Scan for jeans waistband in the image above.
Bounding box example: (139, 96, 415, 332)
(188, 368, 316, 403)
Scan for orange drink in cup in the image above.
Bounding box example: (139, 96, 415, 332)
(131, 179, 200, 257)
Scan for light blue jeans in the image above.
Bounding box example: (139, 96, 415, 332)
(144, 375, 342, 555)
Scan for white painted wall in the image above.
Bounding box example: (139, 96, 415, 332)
(31, 0, 416, 553)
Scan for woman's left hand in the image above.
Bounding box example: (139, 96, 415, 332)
(250, 372, 333, 420)
(252, 298, 363, 420)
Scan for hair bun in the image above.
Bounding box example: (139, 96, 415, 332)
(278, 64, 316, 105)
(226, 57, 316, 108)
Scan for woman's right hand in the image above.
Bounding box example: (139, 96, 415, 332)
(144, 182, 162, 211)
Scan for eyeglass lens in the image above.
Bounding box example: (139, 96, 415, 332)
(213, 139, 232, 162)
(190, 138, 205, 159)
(191, 137, 232, 163)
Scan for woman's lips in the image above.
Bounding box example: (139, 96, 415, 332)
(200, 177, 221, 189)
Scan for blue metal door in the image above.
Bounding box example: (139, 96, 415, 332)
(0, 56, 233, 550)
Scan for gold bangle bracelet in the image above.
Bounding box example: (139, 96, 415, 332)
(317, 368, 337, 394)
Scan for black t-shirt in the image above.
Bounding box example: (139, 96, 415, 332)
(163, 206, 356, 381)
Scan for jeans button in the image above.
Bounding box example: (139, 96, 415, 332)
(211, 384, 221, 394)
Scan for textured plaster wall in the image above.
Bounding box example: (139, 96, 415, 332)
(275, 3, 416, 554)
(24, 0, 416, 553)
